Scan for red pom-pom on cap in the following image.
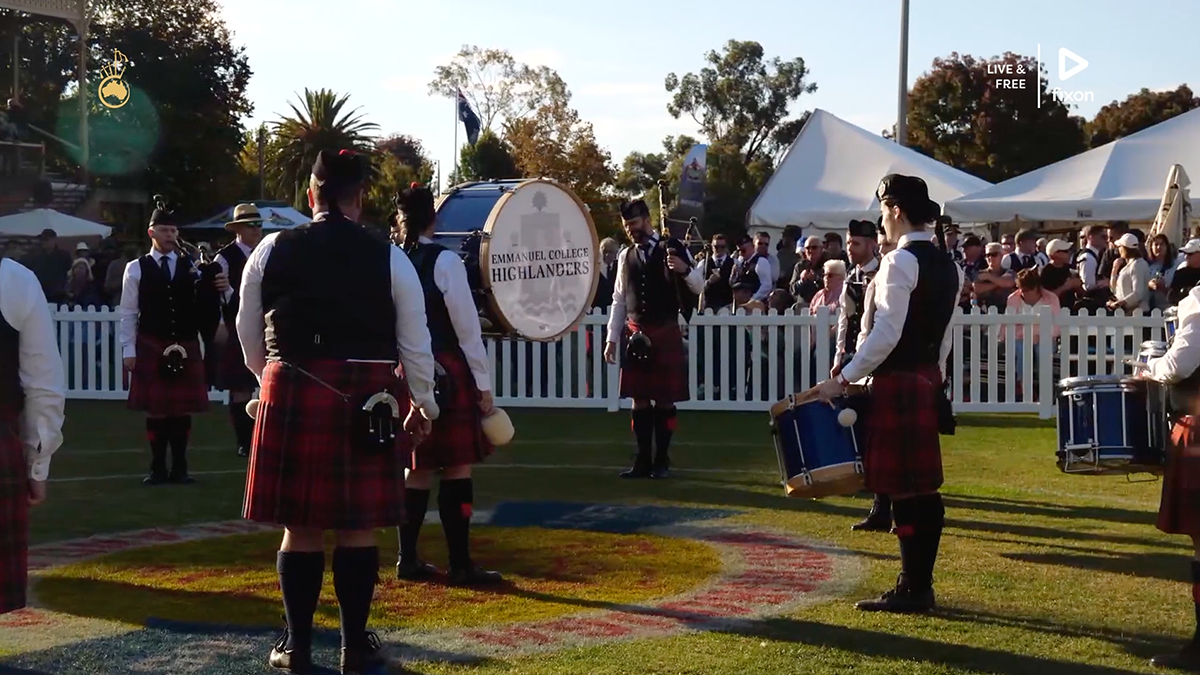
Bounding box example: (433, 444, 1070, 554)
(410, 182, 422, 189)
(339, 149, 355, 156)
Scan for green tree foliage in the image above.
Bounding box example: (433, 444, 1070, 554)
(428, 45, 565, 131)
(457, 128, 520, 182)
(905, 52, 1086, 183)
(1086, 85, 1200, 147)
(615, 151, 668, 196)
(269, 88, 378, 211)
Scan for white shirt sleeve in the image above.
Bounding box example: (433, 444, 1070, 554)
(840, 249, 919, 383)
(216, 252, 234, 304)
(1150, 287, 1200, 383)
(235, 234, 273, 380)
(1080, 252, 1099, 290)
(753, 258, 773, 301)
(1, 261, 66, 482)
(938, 264, 966, 381)
(433, 249, 491, 392)
(117, 259, 141, 359)
(606, 249, 630, 344)
(390, 247, 439, 418)
(835, 282, 850, 358)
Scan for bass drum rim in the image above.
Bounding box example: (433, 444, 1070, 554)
(474, 178, 601, 342)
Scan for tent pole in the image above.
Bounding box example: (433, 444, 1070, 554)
(896, 0, 909, 145)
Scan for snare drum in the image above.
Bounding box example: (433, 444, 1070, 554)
(1056, 375, 1166, 475)
(1166, 306, 1180, 344)
(434, 179, 600, 342)
(769, 392, 866, 498)
(1138, 340, 1168, 366)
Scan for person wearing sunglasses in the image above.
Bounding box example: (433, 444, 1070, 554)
(213, 204, 266, 458)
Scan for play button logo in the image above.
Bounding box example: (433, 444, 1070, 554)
(1059, 48, 1088, 81)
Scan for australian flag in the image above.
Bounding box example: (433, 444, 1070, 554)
(457, 89, 481, 145)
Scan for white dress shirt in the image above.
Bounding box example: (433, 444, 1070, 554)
(117, 249, 185, 359)
(1077, 246, 1102, 291)
(1149, 286, 1200, 383)
(216, 240, 254, 304)
(606, 235, 705, 342)
(236, 230, 441, 419)
(841, 231, 965, 384)
(766, 250, 781, 283)
(745, 255, 774, 301)
(418, 236, 492, 392)
(835, 257, 879, 359)
(0, 260, 66, 481)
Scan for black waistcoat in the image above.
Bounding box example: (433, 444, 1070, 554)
(216, 241, 248, 323)
(0, 259, 24, 421)
(408, 243, 460, 354)
(136, 253, 200, 342)
(260, 215, 397, 362)
(624, 241, 681, 326)
(732, 253, 764, 293)
(843, 261, 878, 354)
(877, 240, 959, 374)
(703, 255, 735, 308)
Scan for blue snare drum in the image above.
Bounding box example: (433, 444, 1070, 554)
(433, 179, 599, 342)
(1056, 375, 1166, 475)
(1166, 307, 1180, 344)
(770, 392, 866, 498)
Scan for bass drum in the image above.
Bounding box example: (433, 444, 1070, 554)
(433, 179, 600, 342)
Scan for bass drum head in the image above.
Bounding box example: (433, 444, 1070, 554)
(480, 179, 600, 342)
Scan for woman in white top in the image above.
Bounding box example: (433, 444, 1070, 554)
(1108, 232, 1151, 314)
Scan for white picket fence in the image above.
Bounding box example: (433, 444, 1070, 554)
(50, 305, 1171, 419)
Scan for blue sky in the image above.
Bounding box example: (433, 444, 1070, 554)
(216, 0, 1196, 189)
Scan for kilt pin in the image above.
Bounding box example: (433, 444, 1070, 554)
(1159, 415, 1200, 536)
(127, 335, 210, 416)
(410, 349, 492, 471)
(864, 364, 944, 496)
(0, 411, 26, 614)
(243, 359, 409, 530)
(619, 321, 690, 403)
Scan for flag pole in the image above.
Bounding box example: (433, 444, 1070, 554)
(452, 92, 458, 184)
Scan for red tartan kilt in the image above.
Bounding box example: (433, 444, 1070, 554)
(618, 321, 690, 403)
(1158, 417, 1200, 535)
(864, 366, 944, 496)
(0, 420, 28, 614)
(244, 360, 410, 530)
(214, 329, 258, 392)
(411, 349, 492, 471)
(127, 335, 210, 416)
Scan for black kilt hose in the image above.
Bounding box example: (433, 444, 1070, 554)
(864, 364, 944, 496)
(243, 359, 410, 530)
(0, 413, 27, 614)
(619, 321, 690, 403)
(410, 349, 492, 471)
(127, 334, 210, 416)
(1158, 416, 1200, 536)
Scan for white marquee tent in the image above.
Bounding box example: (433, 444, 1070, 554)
(944, 108, 1200, 223)
(748, 109, 993, 235)
(0, 209, 112, 238)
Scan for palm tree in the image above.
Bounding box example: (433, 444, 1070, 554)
(270, 88, 379, 210)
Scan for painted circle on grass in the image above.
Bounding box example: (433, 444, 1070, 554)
(34, 527, 723, 631)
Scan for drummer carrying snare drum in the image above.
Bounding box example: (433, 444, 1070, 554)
(1140, 283, 1200, 671)
(815, 175, 963, 614)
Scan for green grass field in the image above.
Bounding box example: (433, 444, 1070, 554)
(15, 401, 1196, 674)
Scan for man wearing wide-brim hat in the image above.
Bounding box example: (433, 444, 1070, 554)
(211, 203, 265, 458)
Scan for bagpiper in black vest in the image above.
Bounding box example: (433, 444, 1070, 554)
(259, 214, 397, 362)
(216, 241, 248, 327)
(731, 253, 764, 295)
(135, 253, 201, 344)
(623, 238, 683, 327)
(842, 258, 879, 357)
(702, 254, 735, 309)
(876, 240, 960, 375)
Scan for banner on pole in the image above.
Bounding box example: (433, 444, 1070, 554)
(678, 144, 707, 209)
